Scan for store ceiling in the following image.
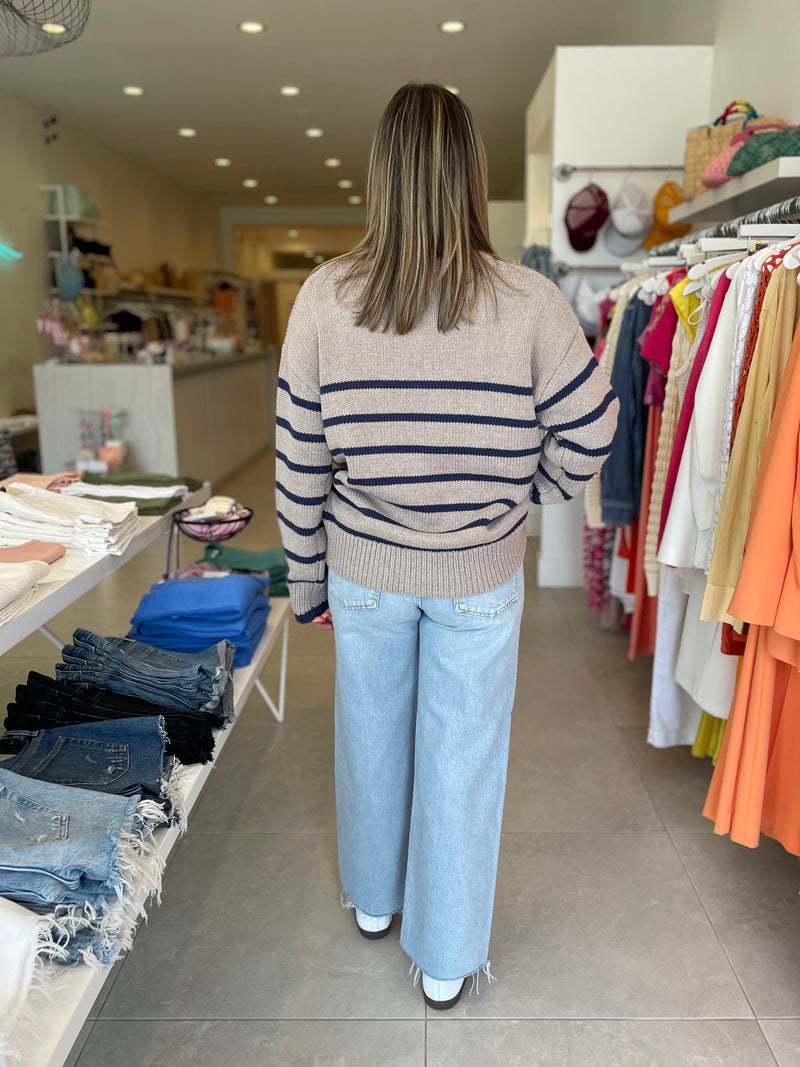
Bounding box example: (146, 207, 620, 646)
(0, 0, 720, 206)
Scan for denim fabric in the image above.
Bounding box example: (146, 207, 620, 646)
(4, 672, 218, 764)
(56, 630, 234, 719)
(328, 565, 524, 983)
(1, 717, 173, 807)
(0, 766, 141, 909)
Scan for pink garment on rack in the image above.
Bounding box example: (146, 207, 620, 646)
(629, 406, 662, 659)
(658, 273, 733, 547)
(0, 540, 66, 564)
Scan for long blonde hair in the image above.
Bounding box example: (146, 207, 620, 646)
(336, 83, 500, 335)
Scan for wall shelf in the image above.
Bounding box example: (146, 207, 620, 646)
(669, 157, 800, 224)
(44, 215, 102, 227)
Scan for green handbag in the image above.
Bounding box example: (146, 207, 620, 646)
(727, 125, 800, 176)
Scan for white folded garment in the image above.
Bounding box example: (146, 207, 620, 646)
(0, 561, 50, 612)
(2, 482, 137, 525)
(61, 482, 189, 501)
(0, 484, 139, 555)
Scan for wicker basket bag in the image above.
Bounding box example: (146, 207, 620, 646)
(683, 100, 757, 199)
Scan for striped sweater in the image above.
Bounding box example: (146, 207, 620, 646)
(275, 257, 619, 622)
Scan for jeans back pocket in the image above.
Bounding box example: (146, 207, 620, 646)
(0, 781, 69, 844)
(30, 736, 130, 787)
(328, 570, 380, 611)
(453, 572, 520, 618)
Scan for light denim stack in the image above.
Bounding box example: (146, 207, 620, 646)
(329, 565, 524, 984)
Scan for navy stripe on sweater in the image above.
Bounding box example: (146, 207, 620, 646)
(563, 469, 596, 482)
(320, 378, 532, 397)
(333, 490, 495, 534)
(345, 443, 542, 459)
(276, 417, 327, 444)
(344, 471, 534, 488)
(537, 465, 569, 501)
(535, 356, 597, 413)
(284, 547, 326, 565)
(322, 510, 527, 553)
(559, 440, 613, 458)
(277, 378, 322, 412)
(276, 511, 320, 537)
(276, 480, 328, 507)
(276, 450, 332, 475)
(547, 390, 616, 434)
(323, 412, 539, 430)
(334, 486, 518, 513)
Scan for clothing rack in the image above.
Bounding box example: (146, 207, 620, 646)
(554, 163, 683, 183)
(649, 195, 800, 256)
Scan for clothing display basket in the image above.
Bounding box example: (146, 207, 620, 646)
(164, 507, 253, 577)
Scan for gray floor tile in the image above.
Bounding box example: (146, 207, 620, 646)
(189, 720, 337, 834)
(618, 726, 715, 833)
(240, 652, 335, 723)
(63, 1021, 94, 1067)
(427, 1019, 778, 1067)
(100, 833, 423, 1020)
(760, 1019, 800, 1067)
(444, 832, 751, 1019)
(513, 650, 615, 725)
(76, 1020, 425, 1066)
(504, 723, 662, 832)
(672, 834, 800, 1017)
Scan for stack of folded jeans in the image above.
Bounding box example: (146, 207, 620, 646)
(6, 671, 218, 764)
(129, 574, 271, 667)
(55, 629, 235, 721)
(0, 766, 168, 966)
(0, 483, 138, 555)
(0, 717, 185, 827)
(203, 543, 289, 596)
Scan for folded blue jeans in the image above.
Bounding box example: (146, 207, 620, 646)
(130, 597, 271, 666)
(328, 565, 524, 984)
(1, 716, 177, 812)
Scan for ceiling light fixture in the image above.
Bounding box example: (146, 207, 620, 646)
(324, 158, 342, 168)
(348, 195, 363, 205)
(280, 86, 301, 97)
(243, 179, 258, 188)
(303, 250, 315, 259)
(123, 86, 145, 96)
(439, 19, 466, 32)
(287, 229, 299, 237)
(40, 22, 66, 34)
(305, 128, 323, 138)
(178, 127, 197, 137)
(444, 85, 460, 95)
(313, 255, 325, 264)
(337, 179, 354, 189)
(238, 21, 265, 33)
(264, 196, 279, 204)
(214, 157, 232, 167)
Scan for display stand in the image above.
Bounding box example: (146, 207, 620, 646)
(1, 487, 292, 1065)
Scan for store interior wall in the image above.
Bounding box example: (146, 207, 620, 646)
(0, 85, 221, 414)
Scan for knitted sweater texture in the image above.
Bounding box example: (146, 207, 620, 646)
(276, 257, 619, 622)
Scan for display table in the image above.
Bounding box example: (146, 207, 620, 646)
(34, 348, 278, 486)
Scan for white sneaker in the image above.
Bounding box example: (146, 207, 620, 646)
(421, 972, 466, 1010)
(354, 908, 393, 939)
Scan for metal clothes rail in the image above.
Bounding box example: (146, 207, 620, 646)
(649, 195, 800, 256)
(554, 163, 683, 182)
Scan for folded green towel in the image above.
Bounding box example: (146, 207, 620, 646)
(82, 471, 204, 491)
(202, 544, 289, 597)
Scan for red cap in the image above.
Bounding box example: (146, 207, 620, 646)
(565, 183, 610, 252)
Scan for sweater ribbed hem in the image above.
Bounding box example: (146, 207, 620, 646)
(325, 520, 528, 599)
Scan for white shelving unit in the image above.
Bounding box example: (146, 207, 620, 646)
(669, 157, 800, 224)
(1, 487, 292, 1065)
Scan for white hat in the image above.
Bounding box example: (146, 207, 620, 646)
(603, 178, 654, 257)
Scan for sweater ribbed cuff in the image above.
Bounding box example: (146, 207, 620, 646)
(289, 582, 329, 624)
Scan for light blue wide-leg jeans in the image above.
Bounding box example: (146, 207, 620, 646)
(328, 564, 524, 983)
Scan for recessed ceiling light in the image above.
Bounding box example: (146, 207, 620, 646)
(313, 255, 325, 264)
(444, 85, 460, 95)
(303, 250, 315, 259)
(305, 128, 324, 138)
(178, 127, 197, 137)
(439, 19, 466, 32)
(214, 158, 232, 167)
(287, 229, 299, 237)
(123, 86, 145, 96)
(238, 21, 265, 33)
(40, 22, 66, 34)
(337, 179, 354, 189)
(264, 195, 279, 204)
(324, 158, 342, 168)
(348, 195, 363, 205)
(280, 86, 301, 97)
(243, 179, 258, 188)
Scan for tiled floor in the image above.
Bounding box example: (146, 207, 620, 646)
(7, 451, 799, 1067)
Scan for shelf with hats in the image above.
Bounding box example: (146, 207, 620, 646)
(669, 157, 800, 224)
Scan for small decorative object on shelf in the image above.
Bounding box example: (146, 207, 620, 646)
(173, 502, 253, 543)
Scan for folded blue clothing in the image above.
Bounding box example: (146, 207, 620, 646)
(130, 596, 270, 641)
(130, 598, 271, 667)
(132, 575, 270, 626)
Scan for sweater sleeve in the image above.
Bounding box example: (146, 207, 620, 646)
(275, 280, 333, 623)
(531, 322, 620, 506)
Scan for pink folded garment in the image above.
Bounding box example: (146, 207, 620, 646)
(0, 472, 80, 492)
(0, 540, 66, 564)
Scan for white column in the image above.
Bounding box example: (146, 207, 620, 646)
(537, 496, 584, 587)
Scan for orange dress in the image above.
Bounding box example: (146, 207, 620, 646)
(703, 318, 800, 854)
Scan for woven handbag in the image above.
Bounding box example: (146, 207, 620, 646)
(683, 100, 757, 199)
(701, 120, 790, 188)
(727, 124, 800, 176)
